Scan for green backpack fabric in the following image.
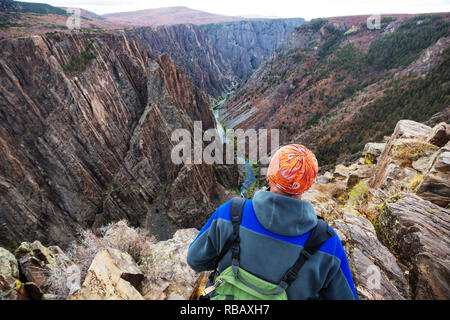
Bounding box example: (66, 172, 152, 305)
(200, 197, 333, 300)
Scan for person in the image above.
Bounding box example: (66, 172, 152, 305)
(187, 144, 357, 300)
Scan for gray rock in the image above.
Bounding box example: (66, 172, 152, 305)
(332, 213, 409, 300)
(0, 274, 20, 300)
(362, 143, 386, 163)
(427, 122, 450, 147)
(392, 120, 433, 139)
(0, 247, 19, 278)
(371, 120, 434, 189)
(416, 142, 450, 207)
(315, 176, 330, 185)
(412, 155, 434, 173)
(70, 249, 144, 300)
(14, 241, 74, 290)
(378, 194, 450, 299)
(347, 165, 375, 189)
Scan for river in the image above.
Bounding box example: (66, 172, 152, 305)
(212, 93, 256, 198)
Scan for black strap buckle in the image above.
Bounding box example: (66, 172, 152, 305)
(283, 269, 298, 284)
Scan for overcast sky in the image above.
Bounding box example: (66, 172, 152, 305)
(19, 0, 450, 20)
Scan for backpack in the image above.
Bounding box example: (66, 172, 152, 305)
(199, 197, 334, 300)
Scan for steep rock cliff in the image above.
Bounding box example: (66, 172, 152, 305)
(130, 18, 305, 99)
(0, 32, 238, 249)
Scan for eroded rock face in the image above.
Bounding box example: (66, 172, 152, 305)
(200, 19, 305, 80)
(416, 142, 450, 207)
(371, 121, 432, 189)
(14, 241, 74, 290)
(369, 120, 449, 202)
(70, 249, 144, 300)
(377, 194, 450, 300)
(0, 247, 18, 278)
(362, 143, 386, 164)
(0, 32, 238, 248)
(332, 213, 409, 300)
(347, 165, 375, 189)
(427, 122, 450, 147)
(133, 19, 304, 98)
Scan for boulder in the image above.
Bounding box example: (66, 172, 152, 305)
(371, 120, 434, 189)
(377, 194, 450, 299)
(312, 200, 342, 221)
(416, 142, 450, 207)
(347, 165, 375, 189)
(70, 249, 144, 300)
(315, 174, 331, 185)
(333, 164, 355, 180)
(370, 162, 417, 196)
(390, 120, 433, 139)
(427, 122, 450, 147)
(106, 248, 144, 291)
(14, 241, 74, 290)
(362, 143, 386, 164)
(412, 154, 434, 173)
(332, 213, 409, 300)
(304, 183, 344, 204)
(0, 247, 19, 278)
(139, 228, 199, 300)
(0, 275, 20, 300)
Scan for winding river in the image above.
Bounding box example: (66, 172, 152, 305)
(212, 93, 256, 198)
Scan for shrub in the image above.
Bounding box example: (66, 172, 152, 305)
(347, 180, 370, 206)
(63, 40, 97, 75)
(408, 173, 424, 192)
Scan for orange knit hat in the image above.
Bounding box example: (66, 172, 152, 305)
(267, 144, 319, 195)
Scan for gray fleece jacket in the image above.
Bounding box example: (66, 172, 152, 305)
(187, 190, 357, 300)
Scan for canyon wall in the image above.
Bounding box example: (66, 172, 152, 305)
(0, 32, 238, 249)
(132, 18, 305, 98)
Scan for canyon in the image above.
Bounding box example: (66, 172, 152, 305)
(0, 13, 304, 249)
(220, 13, 449, 169)
(0, 3, 449, 301)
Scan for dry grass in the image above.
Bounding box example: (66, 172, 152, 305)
(391, 141, 437, 162)
(408, 173, 424, 192)
(46, 220, 155, 299)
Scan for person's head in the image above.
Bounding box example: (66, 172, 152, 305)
(266, 144, 318, 199)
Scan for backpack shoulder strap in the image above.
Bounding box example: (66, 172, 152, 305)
(281, 219, 335, 286)
(214, 197, 245, 267)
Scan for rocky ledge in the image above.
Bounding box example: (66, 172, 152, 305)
(0, 220, 200, 300)
(1, 119, 449, 300)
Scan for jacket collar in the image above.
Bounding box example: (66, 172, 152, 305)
(252, 190, 317, 236)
